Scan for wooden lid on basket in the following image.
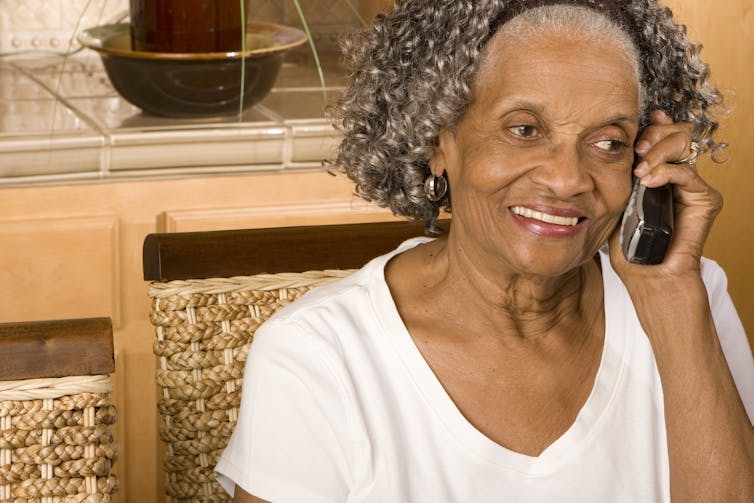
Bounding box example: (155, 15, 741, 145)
(0, 317, 114, 381)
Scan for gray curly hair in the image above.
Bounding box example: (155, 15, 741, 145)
(329, 0, 724, 231)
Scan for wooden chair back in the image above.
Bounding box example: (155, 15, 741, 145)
(142, 220, 435, 502)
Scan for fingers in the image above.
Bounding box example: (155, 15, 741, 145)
(635, 112, 694, 164)
(633, 110, 698, 187)
(649, 109, 674, 125)
(634, 158, 701, 189)
(635, 130, 694, 176)
(634, 110, 679, 155)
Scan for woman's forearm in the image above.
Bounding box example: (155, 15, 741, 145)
(628, 278, 754, 501)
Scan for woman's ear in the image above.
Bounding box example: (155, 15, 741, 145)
(429, 129, 456, 177)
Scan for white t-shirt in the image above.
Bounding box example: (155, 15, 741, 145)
(215, 238, 754, 503)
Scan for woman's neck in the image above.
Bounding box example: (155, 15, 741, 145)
(404, 235, 603, 342)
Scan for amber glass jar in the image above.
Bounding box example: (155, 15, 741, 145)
(130, 0, 251, 53)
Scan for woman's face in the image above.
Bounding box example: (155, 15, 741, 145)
(434, 27, 640, 277)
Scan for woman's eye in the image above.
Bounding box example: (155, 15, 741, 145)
(508, 125, 539, 138)
(594, 139, 627, 152)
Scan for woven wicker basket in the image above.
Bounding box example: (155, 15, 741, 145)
(0, 375, 119, 502)
(148, 270, 353, 502)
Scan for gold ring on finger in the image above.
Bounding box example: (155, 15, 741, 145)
(671, 140, 700, 167)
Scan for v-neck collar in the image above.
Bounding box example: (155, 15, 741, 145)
(368, 239, 630, 476)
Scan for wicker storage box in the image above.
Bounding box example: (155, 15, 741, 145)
(0, 375, 118, 502)
(148, 271, 351, 502)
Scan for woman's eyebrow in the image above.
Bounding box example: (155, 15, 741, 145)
(601, 114, 640, 126)
(498, 99, 545, 114)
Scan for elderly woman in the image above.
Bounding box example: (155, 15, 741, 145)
(217, 0, 754, 501)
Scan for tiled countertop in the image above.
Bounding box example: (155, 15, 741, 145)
(0, 49, 346, 186)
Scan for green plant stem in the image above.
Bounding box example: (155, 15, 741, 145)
(238, 0, 247, 118)
(291, 0, 327, 104)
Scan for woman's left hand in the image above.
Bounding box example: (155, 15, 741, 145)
(608, 110, 723, 287)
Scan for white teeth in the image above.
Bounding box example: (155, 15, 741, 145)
(511, 206, 580, 226)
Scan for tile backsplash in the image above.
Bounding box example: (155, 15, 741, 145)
(0, 0, 370, 55)
(0, 0, 128, 54)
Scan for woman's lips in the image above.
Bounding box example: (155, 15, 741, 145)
(509, 205, 588, 237)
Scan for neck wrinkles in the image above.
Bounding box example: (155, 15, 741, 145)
(432, 234, 600, 340)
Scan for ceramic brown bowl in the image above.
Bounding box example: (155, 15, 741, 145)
(78, 22, 307, 118)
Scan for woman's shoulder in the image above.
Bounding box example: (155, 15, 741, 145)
(254, 236, 433, 349)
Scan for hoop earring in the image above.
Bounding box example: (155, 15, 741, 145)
(424, 174, 448, 202)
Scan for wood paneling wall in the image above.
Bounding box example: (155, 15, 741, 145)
(665, 0, 754, 340)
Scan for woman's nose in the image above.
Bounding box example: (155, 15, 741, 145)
(528, 143, 594, 199)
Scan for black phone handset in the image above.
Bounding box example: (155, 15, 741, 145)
(620, 178, 674, 265)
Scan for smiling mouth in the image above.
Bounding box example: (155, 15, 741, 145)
(510, 206, 585, 226)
